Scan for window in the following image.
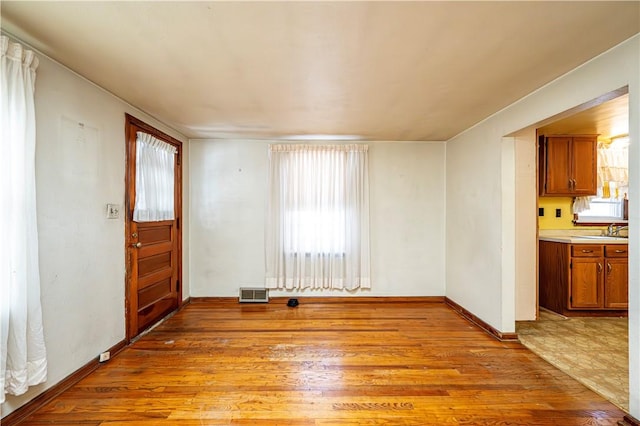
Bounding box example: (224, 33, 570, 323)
(575, 135, 628, 224)
(284, 209, 346, 254)
(265, 144, 370, 290)
(576, 197, 625, 223)
(133, 132, 177, 222)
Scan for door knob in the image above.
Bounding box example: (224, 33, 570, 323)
(132, 242, 142, 248)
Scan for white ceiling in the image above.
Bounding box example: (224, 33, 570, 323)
(2, 1, 639, 141)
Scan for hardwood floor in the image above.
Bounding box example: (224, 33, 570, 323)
(15, 299, 627, 425)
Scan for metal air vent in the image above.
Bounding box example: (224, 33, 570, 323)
(239, 287, 269, 303)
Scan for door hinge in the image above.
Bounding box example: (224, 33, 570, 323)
(176, 280, 180, 292)
(569, 262, 572, 269)
(176, 217, 180, 229)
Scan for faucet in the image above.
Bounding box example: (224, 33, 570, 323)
(607, 224, 628, 237)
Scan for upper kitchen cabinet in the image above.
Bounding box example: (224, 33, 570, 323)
(539, 134, 597, 196)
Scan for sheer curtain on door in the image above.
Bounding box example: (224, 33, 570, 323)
(133, 132, 177, 222)
(265, 144, 370, 290)
(1, 35, 47, 403)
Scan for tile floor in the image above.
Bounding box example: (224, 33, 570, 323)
(517, 309, 628, 411)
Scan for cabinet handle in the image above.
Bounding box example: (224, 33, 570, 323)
(607, 263, 612, 274)
(597, 263, 603, 273)
(615, 249, 626, 253)
(581, 249, 593, 253)
(572, 179, 577, 189)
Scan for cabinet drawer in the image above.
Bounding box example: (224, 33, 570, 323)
(605, 245, 628, 257)
(571, 245, 603, 257)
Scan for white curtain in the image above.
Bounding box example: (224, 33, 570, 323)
(574, 138, 629, 214)
(597, 138, 629, 198)
(266, 144, 370, 290)
(133, 132, 177, 222)
(1, 35, 47, 403)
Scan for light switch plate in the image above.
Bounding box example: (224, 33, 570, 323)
(106, 204, 120, 219)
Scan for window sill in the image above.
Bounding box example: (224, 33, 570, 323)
(573, 218, 628, 226)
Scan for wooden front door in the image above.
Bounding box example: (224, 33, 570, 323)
(125, 114, 182, 340)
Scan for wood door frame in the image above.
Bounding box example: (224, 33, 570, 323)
(124, 113, 183, 342)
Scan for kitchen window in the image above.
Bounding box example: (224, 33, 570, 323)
(575, 135, 628, 224)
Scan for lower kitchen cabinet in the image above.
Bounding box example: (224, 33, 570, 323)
(539, 240, 628, 316)
(604, 246, 628, 309)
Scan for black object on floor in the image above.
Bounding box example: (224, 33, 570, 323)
(287, 298, 299, 308)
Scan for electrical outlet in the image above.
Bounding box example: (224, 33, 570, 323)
(539, 207, 544, 217)
(99, 351, 110, 362)
(106, 204, 120, 219)
(555, 208, 562, 218)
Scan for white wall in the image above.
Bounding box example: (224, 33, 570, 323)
(189, 140, 446, 297)
(514, 130, 538, 321)
(446, 34, 639, 417)
(1, 41, 189, 416)
(626, 38, 640, 419)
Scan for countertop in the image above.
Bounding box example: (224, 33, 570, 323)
(539, 235, 628, 244)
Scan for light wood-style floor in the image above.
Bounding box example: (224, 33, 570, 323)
(17, 299, 627, 425)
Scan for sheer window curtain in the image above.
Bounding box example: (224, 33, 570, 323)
(574, 138, 629, 213)
(265, 144, 370, 290)
(133, 132, 177, 222)
(597, 138, 629, 198)
(1, 35, 47, 403)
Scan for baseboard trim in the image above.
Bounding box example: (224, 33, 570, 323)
(2, 339, 127, 425)
(5, 298, 196, 424)
(620, 414, 640, 426)
(445, 297, 518, 341)
(270, 296, 446, 304)
(191, 296, 445, 304)
(190, 296, 237, 303)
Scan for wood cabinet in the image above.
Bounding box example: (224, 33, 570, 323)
(539, 240, 627, 316)
(604, 245, 628, 309)
(539, 135, 597, 196)
(569, 245, 603, 309)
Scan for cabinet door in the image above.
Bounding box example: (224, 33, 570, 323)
(570, 257, 603, 309)
(605, 258, 628, 309)
(572, 136, 597, 195)
(544, 136, 572, 195)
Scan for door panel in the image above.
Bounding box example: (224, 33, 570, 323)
(544, 136, 571, 194)
(570, 258, 603, 309)
(125, 114, 182, 340)
(571, 136, 597, 195)
(605, 258, 628, 309)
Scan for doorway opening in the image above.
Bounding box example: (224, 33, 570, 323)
(515, 87, 630, 411)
